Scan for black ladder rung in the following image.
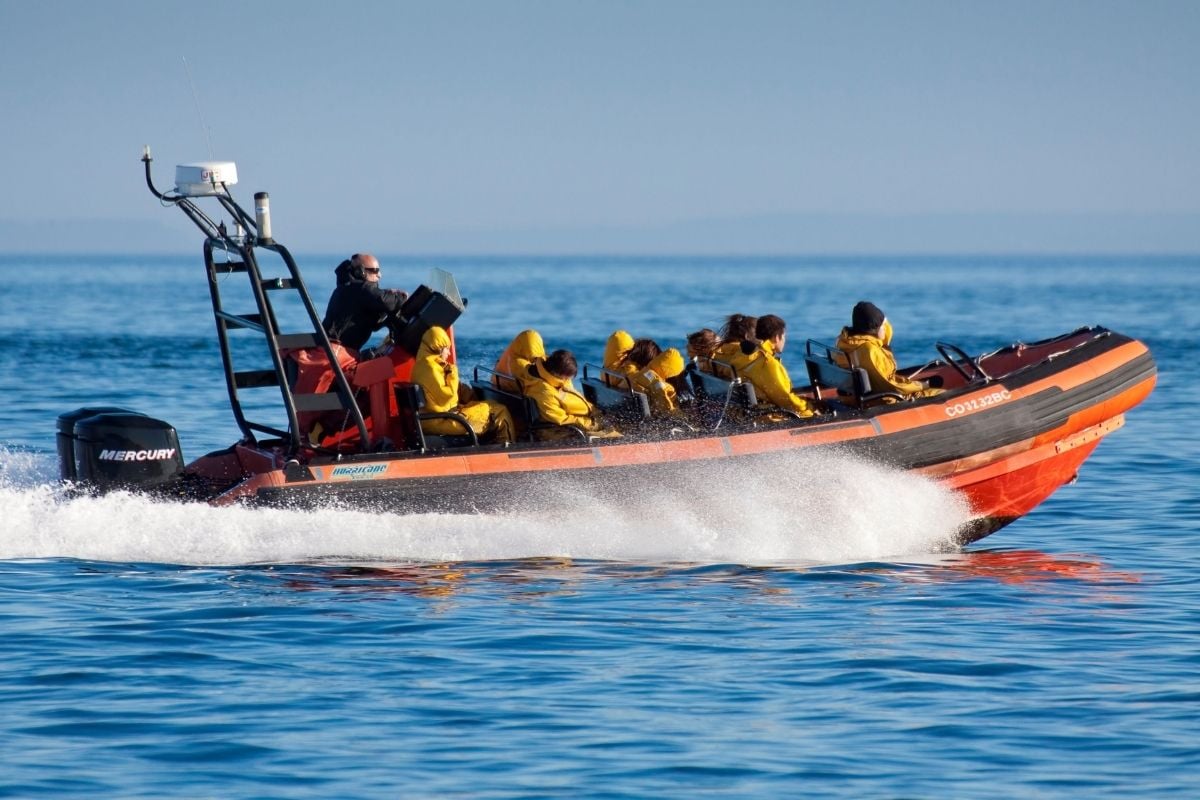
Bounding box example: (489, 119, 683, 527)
(261, 277, 298, 291)
(234, 369, 281, 389)
(293, 393, 351, 412)
(213, 261, 248, 274)
(217, 311, 265, 332)
(276, 333, 320, 350)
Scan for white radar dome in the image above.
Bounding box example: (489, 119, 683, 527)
(174, 162, 238, 196)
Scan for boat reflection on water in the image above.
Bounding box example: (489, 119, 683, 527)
(275, 557, 801, 600)
(905, 548, 1142, 586)
(272, 548, 1139, 603)
(280, 563, 476, 598)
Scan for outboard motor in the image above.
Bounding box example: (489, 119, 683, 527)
(56, 406, 136, 483)
(66, 410, 184, 493)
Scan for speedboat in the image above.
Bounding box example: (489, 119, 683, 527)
(54, 153, 1156, 544)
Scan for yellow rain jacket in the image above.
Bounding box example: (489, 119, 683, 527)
(739, 339, 815, 417)
(712, 339, 751, 369)
(524, 360, 602, 431)
(629, 347, 686, 415)
(834, 327, 940, 403)
(721, 340, 762, 380)
(603, 330, 636, 374)
(414, 327, 515, 443)
(494, 329, 546, 393)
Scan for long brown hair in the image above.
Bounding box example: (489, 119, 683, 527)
(686, 328, 719, 359)
(719, 314, 758, 344)
(619, 338, 662, 370)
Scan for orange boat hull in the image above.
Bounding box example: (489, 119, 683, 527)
(187, 327, 1156, 545)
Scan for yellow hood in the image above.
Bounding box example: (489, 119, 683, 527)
(647, 347, 685, 380)
(603, 330, 635, 370)
(509, 329, 545, 363)
(836, 328, 883, 351)
(418, 325, 452, 357)
(533, 359, 570, 389)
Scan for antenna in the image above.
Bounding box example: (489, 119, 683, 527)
(182, 56, 215, 160)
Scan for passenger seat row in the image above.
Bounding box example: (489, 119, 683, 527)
(392, 340, 891, 453)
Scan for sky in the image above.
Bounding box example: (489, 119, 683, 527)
(1, 0, 1198, 254)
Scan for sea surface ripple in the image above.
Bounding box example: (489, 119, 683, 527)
(0, 255, 1197, 798)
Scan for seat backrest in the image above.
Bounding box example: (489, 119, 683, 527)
(393, 381, 427, 411)
(805, 355, 856, 397)
(687, 364, 759, 429)
(391, 382, 427, 450)
(805, 339, 901, 406)
(690, 366, 732, 400)
(581, 364, 651, 422)
(582, 379, 649, 421)
(472, 379, 536, 430)
(691, 367, 758, 407)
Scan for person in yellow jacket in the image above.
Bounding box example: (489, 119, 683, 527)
(712, 313, 758, 364)
(629, 347, 688, 416)
(412, 326, 516, 444)
(524, 349, 621, 440)
(834, 301, 942, 405)
(493, 329, 546, 393)
(603, 331, 662, 383)
(738, 314, 816, 418)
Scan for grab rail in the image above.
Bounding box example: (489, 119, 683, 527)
(935, 341, 992, 384)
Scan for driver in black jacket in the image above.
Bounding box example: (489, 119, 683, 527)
(321, 253, 407, 356)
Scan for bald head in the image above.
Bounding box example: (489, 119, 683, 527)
(352, 253, 381, 282)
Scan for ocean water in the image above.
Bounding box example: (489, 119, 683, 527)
(0, 253, 1197, 798)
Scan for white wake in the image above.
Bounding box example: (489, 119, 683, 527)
(0, 446, 970, 566)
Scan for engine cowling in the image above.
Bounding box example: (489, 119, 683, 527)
(64, 410, 184, 492)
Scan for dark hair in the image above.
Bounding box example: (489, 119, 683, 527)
(755, 314, 787, 341)
(619, 338, 662, 370)
(544, 349, 578, 379)
(719, 314, 757, 344)
(686, 328, 719, 359)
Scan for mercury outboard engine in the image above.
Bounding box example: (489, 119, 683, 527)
(59, 408, 184, 493)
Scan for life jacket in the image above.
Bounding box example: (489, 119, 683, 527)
(630, 348, 686, 414)
(281, 342, 360, 438)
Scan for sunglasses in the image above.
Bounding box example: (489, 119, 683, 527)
(363, 267, 381, 274)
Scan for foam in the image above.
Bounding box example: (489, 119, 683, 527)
(0, 447, 970, 566)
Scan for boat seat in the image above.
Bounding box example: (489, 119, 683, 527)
(689, 357, 807, 428)
(804, 339, 905, 408)
(689, 358, 759, 428)
(393, 382, 479, 452)
(471, 365, 595, 444)
(580, 364, 651, 426)
(471, 366, 537, 437)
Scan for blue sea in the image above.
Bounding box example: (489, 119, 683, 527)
(0, 253, 1197, 798)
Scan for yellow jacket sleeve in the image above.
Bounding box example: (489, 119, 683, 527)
(863, 345, 926, 395)
(754, 357, 811, 415)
